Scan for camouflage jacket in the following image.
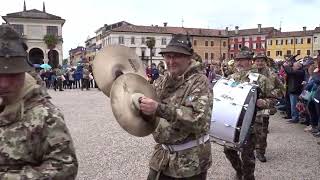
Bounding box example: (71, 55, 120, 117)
(0, 73, 78, 180)
(229, 69, 277, 118)
(149, 61, 212, 178)
(251, 66, 285, 99)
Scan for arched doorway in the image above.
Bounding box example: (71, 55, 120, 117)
(48, 50, 59, 68)
(29, 48, 44, 64)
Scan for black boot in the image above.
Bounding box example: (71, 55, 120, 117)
(256, 152, 267, 162)
(235, 171, 243, 180)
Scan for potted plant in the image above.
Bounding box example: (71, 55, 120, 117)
(43, 34, 58, 49)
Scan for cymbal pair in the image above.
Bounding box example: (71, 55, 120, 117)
(92, 45, 159, 137)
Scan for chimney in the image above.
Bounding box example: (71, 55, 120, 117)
(163, 22, 167, 27)
(43, 2, 46, 12)
(23, 0, 26, 11)
(225, 27, 229, 35)
(235, 26, 239, 35)
(303, 26, 306, 33)
(258, 24, 262, 33)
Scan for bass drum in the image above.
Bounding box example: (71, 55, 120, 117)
(210, 78, 258, 149)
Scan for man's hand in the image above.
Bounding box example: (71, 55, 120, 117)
(256, 99, 266, 108)
(139, 97, 159, 115)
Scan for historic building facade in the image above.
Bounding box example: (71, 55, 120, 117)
(227, 24, 276, 58)
(2, 2, 65, 68)
(267, 27, 314, 60)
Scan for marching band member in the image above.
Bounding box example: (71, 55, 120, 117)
(224, 47, 276, 180)
(140, 34, 212, 180)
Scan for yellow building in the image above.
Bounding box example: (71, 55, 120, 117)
(187, 29, 228, 64)
(267, 27, 313, 60)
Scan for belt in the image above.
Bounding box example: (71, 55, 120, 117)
(162, 134, 210, 153)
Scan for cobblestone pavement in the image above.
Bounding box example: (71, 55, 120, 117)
(49, 89, 320, 180)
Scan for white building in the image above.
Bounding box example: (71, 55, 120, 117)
(2, 2, 65, 68)
(94, 21, 131, 51)
(313, 27, 320, 56)
(103, 24, 175, 66)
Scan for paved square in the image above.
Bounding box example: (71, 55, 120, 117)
(49, 89, 320, 180)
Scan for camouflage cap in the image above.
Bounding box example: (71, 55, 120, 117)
(253, 53, 268, 61)
(159, 34, 193, 56)
(0, 24, 33, 74)
(235, 46, 254, 60)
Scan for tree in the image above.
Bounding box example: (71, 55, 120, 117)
(62, 58, 68, 65)
(43, 34, 58, 49)
(43, 34, 60, 68)
(146, 37, 155, 66)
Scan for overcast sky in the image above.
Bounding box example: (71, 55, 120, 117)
(1, 0, 320, 58)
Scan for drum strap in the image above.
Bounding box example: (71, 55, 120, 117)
(161, 134, 210, 153)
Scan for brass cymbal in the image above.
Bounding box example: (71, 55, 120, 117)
(92, 45, 147, 97)
(110, 73, 159, 137)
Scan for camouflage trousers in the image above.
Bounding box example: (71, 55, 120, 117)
(224, 132, 256, 180)
(147, 168, 207, 180)
(253, 116, 269, 155)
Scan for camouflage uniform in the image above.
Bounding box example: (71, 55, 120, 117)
(221, 59, 236, 77)
(0, 73, 78, 179)
(224, 68, 275, 180)
(251, 66, 284, 158)
(148, 61, 212, 179)
(0, 24, 77, 180)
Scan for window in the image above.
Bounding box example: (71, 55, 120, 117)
(291, 39, 294, 44)
(287, 50, 291, 55)
(12, 24, 24, 35)
(205, 41, 208, 46)
(223, 53, 226, 59)
(151, 48, 156, 56)
(267, 51, 270, 56)
(295, 38, 298, 44)
(285, 39, 288, 45)
(307, 50, 311, 55)
(119, 36, 124, 44)
(256, 43, 261, 49)
(281, 39, 283, 45)
(211, 41, 214, 46)
(276, 51, 282, 56)
(223, 41, 226, 47)
(307, 38, 311, 44)
(141, 37, 145, 44)
(205, 53, 208, 59)
(269, 40, 272, 45)
(276, 40, 278, 45)
(141, 49, 146, 58)
(210, 53, 214, 60)
(161, 38, 167, 45)
(131, 37, 135, 44)
(297, 50, 301, 55)
(194, 40, 197, 46)
(46, 26, 58, 36)
(301, 38, 304, 44)
(239, 44, 242, 49)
